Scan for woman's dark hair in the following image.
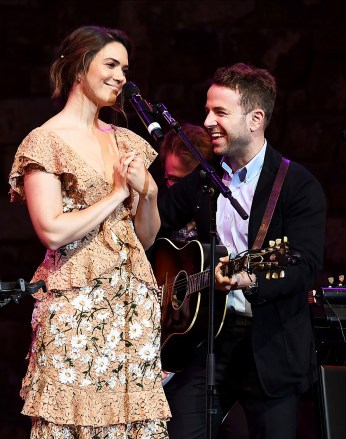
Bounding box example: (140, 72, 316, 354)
(50, 25, 132, 103)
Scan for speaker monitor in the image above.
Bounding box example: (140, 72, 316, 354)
(319, 365, 346, 439)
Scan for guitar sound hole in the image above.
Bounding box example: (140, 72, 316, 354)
(172, 271, 188, 310)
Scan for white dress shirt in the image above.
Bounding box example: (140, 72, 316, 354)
(216, 141, 267, 317)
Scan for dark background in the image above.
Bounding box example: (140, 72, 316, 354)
(1, 0, 346, 437)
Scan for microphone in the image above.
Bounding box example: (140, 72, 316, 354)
(123, 81, 164, 142)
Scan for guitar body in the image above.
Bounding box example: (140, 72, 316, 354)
(151, 238, 228, 372)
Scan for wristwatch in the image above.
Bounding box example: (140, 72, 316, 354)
(242, 280, 259, 296)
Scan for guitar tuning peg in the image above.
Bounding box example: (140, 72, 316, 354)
(280, 270, 285, 278)
(272, 271, 279, 279)
(283, 236, 288, 243)
(275, 238, 282, 245)
(269, 240, 275, 247)
(266, 271, 271, 280)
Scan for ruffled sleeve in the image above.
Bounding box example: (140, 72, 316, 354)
(9, 128, 78, 203)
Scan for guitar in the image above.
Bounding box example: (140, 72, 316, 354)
(151, 237, 294, 372)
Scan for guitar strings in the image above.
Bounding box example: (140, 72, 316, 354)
(160, 248, 287, 295)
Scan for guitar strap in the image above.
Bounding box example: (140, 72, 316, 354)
(252, 157, 290, 250)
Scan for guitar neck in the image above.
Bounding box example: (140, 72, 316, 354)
(187, 269, 212, 296)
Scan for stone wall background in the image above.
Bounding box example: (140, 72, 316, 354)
(1, 0, 346, 437)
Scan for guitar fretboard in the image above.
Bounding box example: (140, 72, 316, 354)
(188, 269, 211, 296)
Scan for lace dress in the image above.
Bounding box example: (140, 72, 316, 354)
(9, 126, 170, 438)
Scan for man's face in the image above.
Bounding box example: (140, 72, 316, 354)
(204, 84, 252, 159)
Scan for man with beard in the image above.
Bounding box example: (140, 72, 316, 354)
(156, 63, 326, 439)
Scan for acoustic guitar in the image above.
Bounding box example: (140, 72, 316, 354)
(151, 237, 294, 372)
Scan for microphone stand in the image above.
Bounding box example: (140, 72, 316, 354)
(0, 279, 46, 308)
(154, 102, 249, 439)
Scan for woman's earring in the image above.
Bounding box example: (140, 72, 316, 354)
(76, 75, 81, 83)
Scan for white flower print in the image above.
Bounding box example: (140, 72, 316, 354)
(129, 322, 143, 339)
(62, 197, 74, 212)
(138, 344, 156, 361)
(106, 328, 120, 348)
(128, 218, 135, 231)
(117, 353, 127, 363)
(58, 313, 78, 328)
(80, 353, 92, 364)
(79, 286, 93, 295)
(38, 353, 47, 367)
(71, 294, 93, 312)
(113, 303, 125, 316)
(50, 323, 59, 334)
(136, 294, 145, 306)
(102, 346, 116, 359)
(108, 427, 123, 439)
(54, 332, 67, 347)
(94, 356, 110, 375)
(120, 270, 128, 282)
(110, 271, 119, 287)
(108, 375, 118, 389)
(153, 337, 161, 351)
(138, 283, 148, 296)
(129, 363, 142, 378)
(147, 420, 160, 435)
(119, 372, 126, 385)
(55, 426, 74, 439)
(65, 240, 78, 250)
(141, 318, 151, 328)
(48, 302, 64, 313)
(80, 378, 92, 387)
(93, 288, 105, 303)
(112, 316, 125, 328)
(145, 369, 155, 380)
(59, 367, 77, 384)
(144, 300, 153, 311)
(69, 350, 81, 360)
(110, 230, 119, 244)
(71, 334, 88, 350)
(80, 320, 92, 332)
(120, 249, 127, 262)
(96, 311, 110, 322)
(52, 355, 65, 370)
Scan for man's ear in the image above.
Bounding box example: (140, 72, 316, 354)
(249, 109, 265, 132)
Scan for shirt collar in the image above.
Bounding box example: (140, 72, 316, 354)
(221, 139, 267, 183)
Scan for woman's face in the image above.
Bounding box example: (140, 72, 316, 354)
(83, 41, 129, 106)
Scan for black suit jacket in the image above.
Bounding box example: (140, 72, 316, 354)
(157, 144, 326, 397)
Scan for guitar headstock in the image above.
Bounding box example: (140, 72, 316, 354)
(227, 237, 299, 279)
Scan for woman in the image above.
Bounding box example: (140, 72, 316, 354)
(9, 25, 170, 438)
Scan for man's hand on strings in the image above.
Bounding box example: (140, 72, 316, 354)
(215, 255, 257, 292)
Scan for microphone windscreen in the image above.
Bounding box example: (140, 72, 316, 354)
(123, 81, 140, 100)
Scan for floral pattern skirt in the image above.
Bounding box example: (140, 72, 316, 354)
(31, 417, 169, 439)
(21, 268, 170, 433)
